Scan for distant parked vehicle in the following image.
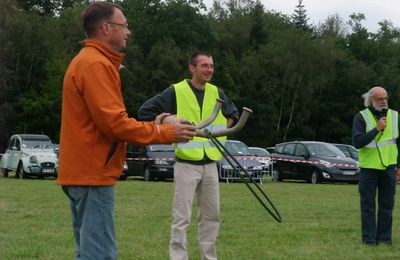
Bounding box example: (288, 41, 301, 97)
(218, 140, 263, 182)
(248, 147, 271, 174)
(271, 141, 359, 184)
(265, 147, 275, 154)
(0, 134, 58, 179)
(332, 143, 359, 161)
(121, 144, 175, 181)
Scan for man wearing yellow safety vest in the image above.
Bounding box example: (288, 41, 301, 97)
(139, 51, 238, 260)
(352, 86, 400, 246)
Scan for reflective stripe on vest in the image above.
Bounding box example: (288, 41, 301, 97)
(174, 80, 227, 161)
(359, 108, 399, 169)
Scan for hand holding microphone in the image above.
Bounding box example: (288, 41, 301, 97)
(376, 108, 388, 131)
(376, 117, 387, 131)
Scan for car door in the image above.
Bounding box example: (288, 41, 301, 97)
(279, 143, 297, 178)
(8, 137, 21, 171)
(1, 138, 13, 169)
(293, 143, 310, 180)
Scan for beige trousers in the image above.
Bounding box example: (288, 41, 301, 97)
(169, 161, 220, 260)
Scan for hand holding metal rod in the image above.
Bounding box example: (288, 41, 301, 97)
(161, 99, 253, 138)
(161, 98, 223, 129)
(196, 107, 253, 138)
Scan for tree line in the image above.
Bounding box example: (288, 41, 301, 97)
(1, 0, 400, 151)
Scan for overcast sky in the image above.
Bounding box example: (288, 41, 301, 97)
(203, 0, 400, 33)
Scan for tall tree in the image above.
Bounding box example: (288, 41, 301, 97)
(292, 0, 309, 30)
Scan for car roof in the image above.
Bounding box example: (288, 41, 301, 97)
(13, 134, 51, 140)
(226, 140, 244, 143)
(332, 143, 354, 147)
(276, 141, 329, 146)
(249, 147, 266, 150)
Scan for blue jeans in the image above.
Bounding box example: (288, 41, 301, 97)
(358, 167, 396, 244)
(62, 186, 117, 260)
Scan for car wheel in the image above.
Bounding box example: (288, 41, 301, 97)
(17, 164, 27, 179)
(1, 167, 9, 177)
(143, 167, 153, 182)
(271, 169, 283, 182)
(311, 170, 320, 184)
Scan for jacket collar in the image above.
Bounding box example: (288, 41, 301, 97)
(368, 105, 388, 120)
(83, 39, 125, 69)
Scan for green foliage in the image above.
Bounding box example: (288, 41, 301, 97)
(3, 0, 400, 149)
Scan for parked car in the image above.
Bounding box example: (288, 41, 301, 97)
(0, 134, 58, 178)
(265, 146, 275, 154)
(271, 141, 359, 184)
(248, 147, 271, 174)
(121, 144, 175, 181)
(218, 140, 263, 182)
(332, 143, 359, 161)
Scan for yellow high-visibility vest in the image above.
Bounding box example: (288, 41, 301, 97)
(174, 80, 227, 161)
(359, 108, 398, 169)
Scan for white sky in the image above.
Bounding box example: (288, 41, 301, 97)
(203, 0, 400, 33)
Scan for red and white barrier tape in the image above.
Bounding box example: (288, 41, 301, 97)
(272, 157, 357, 167)
(0, 153, 357, 168)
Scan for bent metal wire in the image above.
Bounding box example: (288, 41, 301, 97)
(209, 134, 282, 223)
(163, 99, 282, 223)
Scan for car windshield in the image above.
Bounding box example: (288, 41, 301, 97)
(224, 142, 252, 156)
(148, 144, 174, 152)
(250, 148, 270, 157)
(349, 147, 359, 160)
(22, 139, 53, 149)
(305, 143, 344, 157)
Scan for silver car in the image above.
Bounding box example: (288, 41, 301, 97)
(0, 134, 58, 179)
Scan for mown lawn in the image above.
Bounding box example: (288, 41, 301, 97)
(1, 176, 400, 259)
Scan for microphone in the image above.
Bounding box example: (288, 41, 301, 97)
(380, 108, 388, 119)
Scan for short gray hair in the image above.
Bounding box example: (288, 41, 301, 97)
(361, 90, 372, 107)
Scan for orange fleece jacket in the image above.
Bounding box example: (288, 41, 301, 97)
(57, 40, 175, 186)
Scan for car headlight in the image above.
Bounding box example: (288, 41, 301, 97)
(252, 165, 263, 170)
(222, 164, 233, 170)
(154, 159, 169, 165)
(30, 156, 38, 164)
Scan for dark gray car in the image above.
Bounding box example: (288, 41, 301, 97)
(120, 144, 175, 181)
(271, 141, 359, 184)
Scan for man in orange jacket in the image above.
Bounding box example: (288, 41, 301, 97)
(57, 2, 196, 259)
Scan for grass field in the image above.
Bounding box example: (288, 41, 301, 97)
(1, 176, 400, 259)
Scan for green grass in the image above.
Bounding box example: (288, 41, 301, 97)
(1, 177, 400, 259)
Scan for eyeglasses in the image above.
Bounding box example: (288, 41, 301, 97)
(373, 96, 389, 102)
(194, 63, 214, 69)
(106, 21, 130, 30)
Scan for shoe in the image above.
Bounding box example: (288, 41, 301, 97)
(377, 240, 392, 246)
(363, 241, 376, 246)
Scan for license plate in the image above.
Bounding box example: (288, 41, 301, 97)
(42, 169, 54, 173)
(343, 171, 355, 175)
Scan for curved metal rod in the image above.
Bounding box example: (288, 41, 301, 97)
(160, 98, 224, 127)
(196, 107, 253, 138)
(196, 98, 224, 130)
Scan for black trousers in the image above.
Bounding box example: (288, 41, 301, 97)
(359, 167, 396, 244)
